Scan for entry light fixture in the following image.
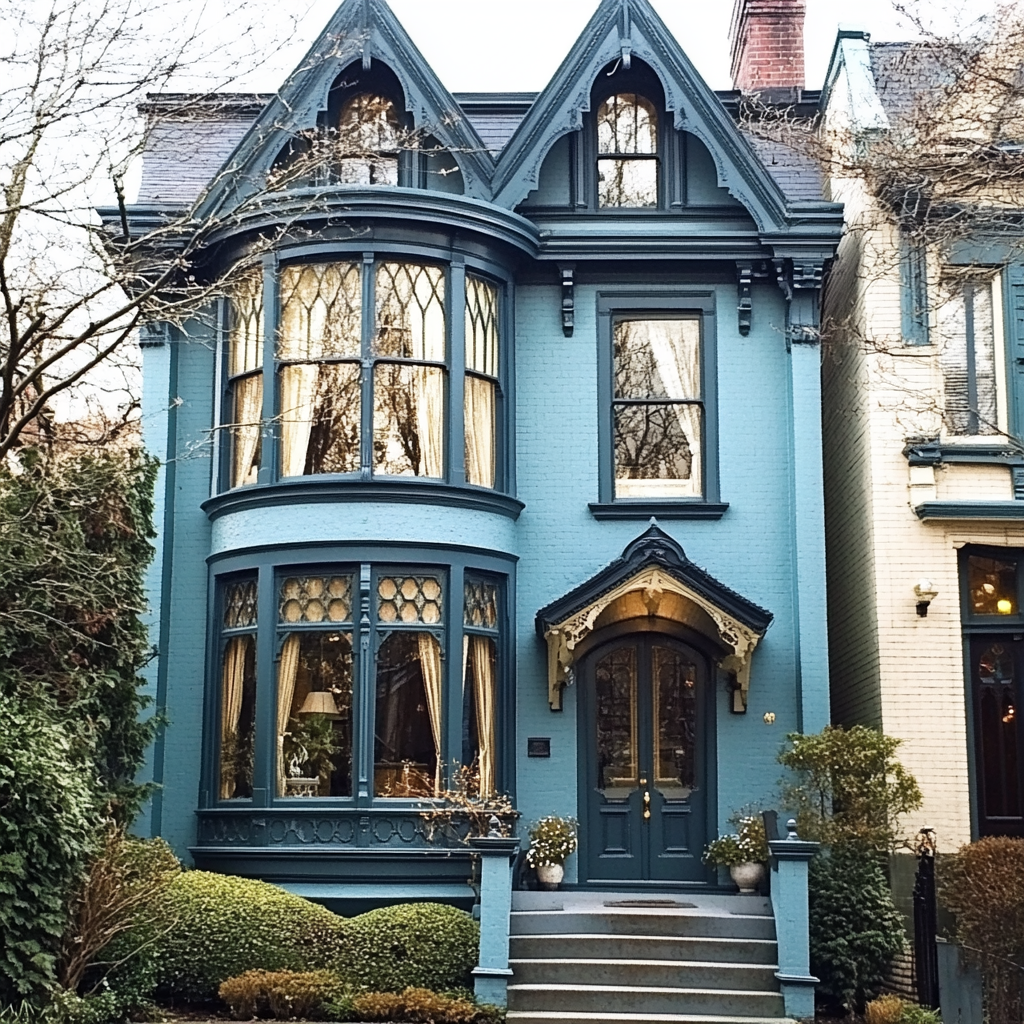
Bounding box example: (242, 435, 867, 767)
(914, 579, 939, 617)
(297, 691, 341, 718)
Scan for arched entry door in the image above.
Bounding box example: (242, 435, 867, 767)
(579, 633, 709, 884)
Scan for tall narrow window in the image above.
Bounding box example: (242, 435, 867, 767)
(613, 318, 703, 498)
(465, 277, 500, 489)
(463, 577, 500, 796)
(374, 574, 445, 797)
(597, 94, 659, 208)
(337, 94, 401, 186)
(278, 263, 363, 477)
(374, 263, 446, 478)
(227, 273, 264, 488)
(937, 273, 999, 435)
(276, 574, 355, 798)
(219, 578, 258, 799)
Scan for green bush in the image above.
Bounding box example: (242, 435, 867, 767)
(148, 872, 349, 1002)
(345, 904, 479, 993)
(808, 844, 906, 1014)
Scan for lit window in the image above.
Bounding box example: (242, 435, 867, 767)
(227, 273, 264, 488)
(613, 318, 702, 498)
(597, 93, 659, 208)
(219, 578, 258, 799)
(465, 277, 500, 488)
(463, 577, 500, 796)
(337, 94, 400, 186)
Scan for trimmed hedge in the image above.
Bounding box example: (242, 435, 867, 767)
(151, 872, 349, 1001)
(345, 903, 479, 993)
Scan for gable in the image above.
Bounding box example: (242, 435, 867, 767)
(196, 0, 495, 220)
(491, 0, 795, 232)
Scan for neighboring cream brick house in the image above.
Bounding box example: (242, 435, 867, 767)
(820, 31, 1024, 853)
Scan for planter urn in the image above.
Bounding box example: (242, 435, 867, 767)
(729, 861, 766, 893)
(535, 862, 565, 890)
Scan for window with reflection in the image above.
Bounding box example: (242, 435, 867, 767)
(219, 578, 258, 799)
(597, 93, 659, 208)
(337, 94, 401, 186)
(374, 574, 445, 797)
(465, 277, 500, 488)
(613, 317, 702, 499)
(595, 646, 638, 798)
(276, 575, 355, 798)
(463, 578, 500, 795)
(653, 646, 697, 798)
(968, 555, 1018, 616)
(227, 273, 264, 488)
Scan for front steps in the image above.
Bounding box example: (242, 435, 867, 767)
(505, 892, 793, 1024)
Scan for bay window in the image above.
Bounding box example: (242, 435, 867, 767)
(463, 577, 499, 796)
(218, 577, 258, 799)
(223, 258, 506, 494)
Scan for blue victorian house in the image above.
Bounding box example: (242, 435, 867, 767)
(128, 0, 840, 1016)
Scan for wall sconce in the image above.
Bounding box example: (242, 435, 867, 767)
(914, 579, 938, 617)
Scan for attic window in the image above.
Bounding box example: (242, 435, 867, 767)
(337, 94, 400, 186)
(597, 94, 659, 208)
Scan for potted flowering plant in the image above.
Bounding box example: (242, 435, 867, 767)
(525, 816, 578, 889)
(703, 814, 770, 893)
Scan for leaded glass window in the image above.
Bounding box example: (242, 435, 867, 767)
(465, 277, 500, 489)
(462, 577, 500, 796)
(276, 573, 355, 799)
(597, 94, 659, 208)
(613, 317, 703, 498)
(227, 272, 264, 489)
(219, 577, 258, 800)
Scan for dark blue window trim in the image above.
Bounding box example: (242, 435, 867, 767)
(900, 235, 930, 346)
(593, 289, 723, 519)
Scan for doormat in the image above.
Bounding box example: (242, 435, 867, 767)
(603, 899, 697, 908)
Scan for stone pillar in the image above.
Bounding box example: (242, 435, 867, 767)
(467, 835, 521, 1008)
(769, 819, 819, 1019)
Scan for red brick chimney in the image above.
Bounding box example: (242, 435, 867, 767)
(729, 0, 806, 95)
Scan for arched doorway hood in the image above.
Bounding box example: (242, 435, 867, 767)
(536, 523, 772, 711)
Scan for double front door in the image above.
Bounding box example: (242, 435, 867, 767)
(580, 634, 708, 884)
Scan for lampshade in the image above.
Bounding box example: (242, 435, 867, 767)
(297, 691, 341, 718)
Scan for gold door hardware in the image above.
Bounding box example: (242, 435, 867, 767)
(643, 790, 651, 820)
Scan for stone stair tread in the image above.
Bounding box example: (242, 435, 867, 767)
(505, 1013, 795, 1023)
(511, 957, 779, 970)
(508, 984, 783, 997)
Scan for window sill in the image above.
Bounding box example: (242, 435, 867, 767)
(588, 501, 729, 521)
(914, 501, 1024, 521)
(203, 479, 525, 521)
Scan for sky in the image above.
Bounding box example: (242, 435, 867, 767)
(228, 0, 1002, 96)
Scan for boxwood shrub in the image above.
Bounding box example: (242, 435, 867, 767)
(344, 903, 479, 993)
(150, 872, 349, 1001)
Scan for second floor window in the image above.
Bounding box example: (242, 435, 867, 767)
(597, 93, 659, 209)
(337, 94, 401, 186)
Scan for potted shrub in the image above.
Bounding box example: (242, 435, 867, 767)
(704, 815, 769, 892)
(525, 816, 577, 889)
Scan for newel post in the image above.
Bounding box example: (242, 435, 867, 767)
(467, 830, 521, 1008)
(768, 818, 819, 1019)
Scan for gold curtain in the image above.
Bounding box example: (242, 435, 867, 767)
(276, 634, 301, 796)
(464, 376, 495, 488)
(471, 636, 497, 798)
(415, 367, 445, 479)
(279, 364, 318, 478)
(220, 637, 248, 799)
(231, 376, 263, 489)
(417, 633, 444, 795)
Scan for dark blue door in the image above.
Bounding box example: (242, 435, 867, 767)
(580, 635, 708, 884)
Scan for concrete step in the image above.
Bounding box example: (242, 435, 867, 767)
(507, 983, 786, 1017)
(505, 1014, 796, 1024)
(509, 957, 779, 990)
(506, 1014, 795, 1024)
(510, 910, 776, 941)
(509, 932, 778, 965)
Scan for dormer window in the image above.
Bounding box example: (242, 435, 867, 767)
(597, 93, 659, 208)
(337, 94, 400, 186)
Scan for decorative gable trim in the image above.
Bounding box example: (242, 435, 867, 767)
(491, 0, 795, 231)
(196, 0, 494, 220)
(535, 523, 773, 710)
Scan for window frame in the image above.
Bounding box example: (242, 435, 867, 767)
(201, 546, 515, 813)
(591, 290, 725, 520)
(594, 92, 662, 211)
(215, 245, 513, 500)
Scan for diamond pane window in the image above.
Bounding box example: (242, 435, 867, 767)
(224, 579, 258, 629)
(465, 276, 499, 488)
(374, 263, 445, 361)
(464, 579, 498, 630)
(279, 575, 354, 624)
(227, 272, 264, 489)
(377, 575, 443, 624)
(597, 93, 659, 208)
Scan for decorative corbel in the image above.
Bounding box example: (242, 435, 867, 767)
(774, 257, 825, 348)
(737, 262, 753, 337)
(559, 265, 575, 337)
(619, 0, 632, 68)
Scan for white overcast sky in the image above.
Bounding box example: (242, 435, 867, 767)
(227, 0, 1001, 95)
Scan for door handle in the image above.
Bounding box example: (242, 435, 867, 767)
(643, 790, 651, 820)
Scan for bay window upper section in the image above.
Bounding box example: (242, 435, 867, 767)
(218, 253, 512, 505)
